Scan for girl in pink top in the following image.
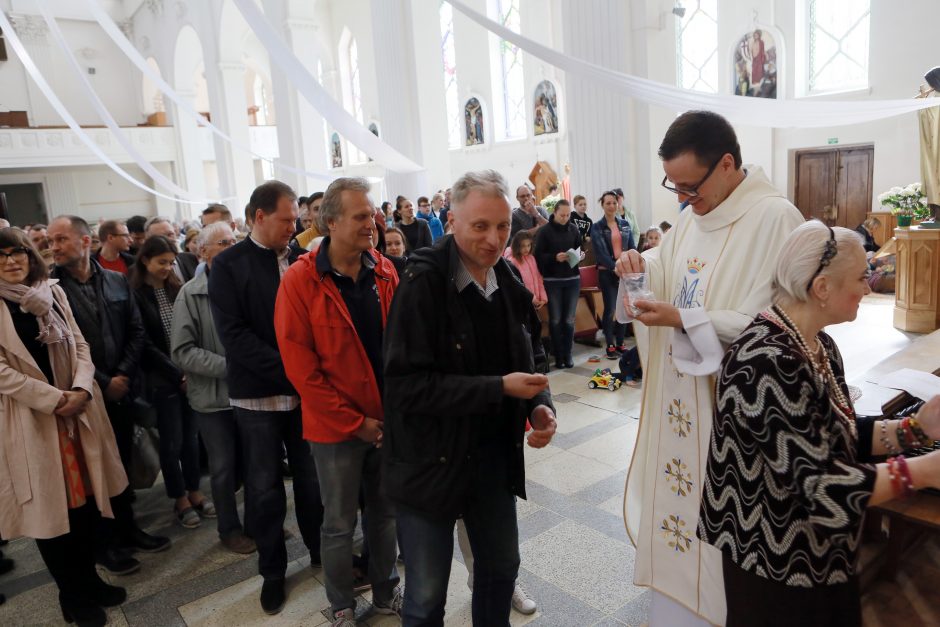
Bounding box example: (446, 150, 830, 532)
(503, 231, 547, 309)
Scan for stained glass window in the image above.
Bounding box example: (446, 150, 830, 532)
(439, 2, 461, 149)
(494, 0, 525, 140)
(676, 0, 719, 93)
(808, 0, 870, 93)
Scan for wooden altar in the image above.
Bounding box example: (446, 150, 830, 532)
(893, 225, 940, 332)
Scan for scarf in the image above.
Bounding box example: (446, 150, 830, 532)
(0, 279, 74, 391)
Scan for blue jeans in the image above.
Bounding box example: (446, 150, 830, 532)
(397, 451, 519, 627)
(194, 409, 242, 539)
(598, 269, 625, 347)
(544, 278, 580, 363)
(233, 407, 323, 580)
(311, 439, 400, 613)
(153, 387, 201, 499)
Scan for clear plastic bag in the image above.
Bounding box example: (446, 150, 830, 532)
(616, 273, 654, 323)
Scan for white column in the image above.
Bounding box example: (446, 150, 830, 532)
(561, 1, 635, 221)
(170, 90, 208, 219)
(216, 62, 257, 205)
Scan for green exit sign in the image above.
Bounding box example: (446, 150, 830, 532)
(827, 137, 838, 145)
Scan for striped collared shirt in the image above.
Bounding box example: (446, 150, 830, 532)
(455, 258, 499, 301)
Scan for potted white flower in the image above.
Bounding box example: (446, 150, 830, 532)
(878, 182, 930, 227)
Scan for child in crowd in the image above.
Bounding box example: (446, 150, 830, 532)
(503, 231, 547, 310)
(641, 226, 662, 251)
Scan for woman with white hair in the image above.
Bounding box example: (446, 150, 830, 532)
(170, 223, 255, 554)
(699, 220, 940, 626)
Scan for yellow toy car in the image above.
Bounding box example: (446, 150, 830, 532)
(588, 368, 621, 391)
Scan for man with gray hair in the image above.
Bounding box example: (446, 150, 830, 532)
(383, 170, 557, 625)
(275, 177, 402, 625)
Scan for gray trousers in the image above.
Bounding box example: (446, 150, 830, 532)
(311, 439, 400, 613)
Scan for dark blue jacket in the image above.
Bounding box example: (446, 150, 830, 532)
(590, 217, 635, 270)
(208, 237, 302, 399)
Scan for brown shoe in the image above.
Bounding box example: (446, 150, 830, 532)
(221, 532, 257, 554)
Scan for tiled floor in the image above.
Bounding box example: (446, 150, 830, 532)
(0, 295, 921, 625)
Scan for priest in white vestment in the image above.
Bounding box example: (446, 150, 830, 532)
(617, 111, 804, 626)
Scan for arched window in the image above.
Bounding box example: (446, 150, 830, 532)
(339, 31, 364, 163)
(252, 74, 270, 126)
(490, 0, 525, 141)
(439, 1, 461, 149)
(806, 0, 870, 94)
(676, 0, 719, 93)
(348, 38, 363, 124)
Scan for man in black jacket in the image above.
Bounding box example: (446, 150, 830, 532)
(384, 170, 557, 626)
(47, 215, 171, 575)
(208, 181, 323, 615)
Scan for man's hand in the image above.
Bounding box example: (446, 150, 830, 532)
(633, 300, 682, 328)
(355, 417, 384, 448)
(527, 405, 557, 448)
(104, 374, 130, 401)
(615, 250, 645, 276)
(502, 373, 549, 399)
(56, 390, 91, 418)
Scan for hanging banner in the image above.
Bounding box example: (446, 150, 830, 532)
(81, 0, 333, 182)
(447, 0, 939, 128)
(231, 0, 424, 173)
(0, 10, 217, 204)
(37, 1, 225, 204)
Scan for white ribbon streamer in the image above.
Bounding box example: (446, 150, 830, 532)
(447, 0, 940, 128)
(0, 10, 214, 204)
(81, 0, 333, 182)
(231, 0, 424, 173)
(37, 1, 225, 205)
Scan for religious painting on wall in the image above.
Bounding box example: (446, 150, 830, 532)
(533, 80, 559, 135)
(732, 28, 777, 98)
(464, 98, 484, 145)
(331, 132, 342, 168)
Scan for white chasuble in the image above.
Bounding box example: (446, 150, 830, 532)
(623, 168, 804, 626)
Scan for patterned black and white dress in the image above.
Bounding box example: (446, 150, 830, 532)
(699, 313, 878, 622)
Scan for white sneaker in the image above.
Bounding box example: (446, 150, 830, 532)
(331, 608, 356, 627)
(511, 583, 537, 615)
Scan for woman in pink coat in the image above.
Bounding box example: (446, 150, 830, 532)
(503, 230, 547, 309)
(0, 228, 128, 626)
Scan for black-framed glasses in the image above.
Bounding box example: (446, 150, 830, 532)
(0, 247, 29, 262)
(214, 238, 236, 247)
(806, 226, 838, 292)
(661, 156, 723, 198)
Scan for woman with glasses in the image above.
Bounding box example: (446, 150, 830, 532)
(130, 236, 213, 529)
(0, 228, 128, 626)
(590, 191, 635, 360)
(170, 223, 255, 554)
(700, 221, 940, 626)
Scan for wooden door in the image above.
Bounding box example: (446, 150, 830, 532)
(794, 145, 874, 228)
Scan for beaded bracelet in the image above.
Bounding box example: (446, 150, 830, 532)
(895, 455, 915, 498)
(897, 420, 911, 449)
(887, 456, 903, 498)
(881, 419, 901, 455)
(902, 417, 919, 447)
(909, 417, 935, 446)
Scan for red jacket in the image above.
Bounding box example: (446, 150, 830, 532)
(274, 247, 398, 443)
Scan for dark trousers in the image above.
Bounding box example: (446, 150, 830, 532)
(35, 503, 102, 606)
(617, 347, 642, 381)
(97, 401, 139, 551)
(233, 407, 323, 580)
(397, 451, 519, 627)
(311, 439, 399, 613)
(153, 387, 201, 499)
(723, 553, 861, 627)
(544, 278, 580, 363)
(598, 269, 625, 347)
(194, 409, 242, 538)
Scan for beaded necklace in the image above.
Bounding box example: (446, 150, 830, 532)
(765, 305, 858, 439)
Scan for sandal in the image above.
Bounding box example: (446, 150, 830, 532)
(192, 499, 217, 519)
(175, 506, 201, 529)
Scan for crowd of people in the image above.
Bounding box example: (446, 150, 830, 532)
(1, 109, 939, 627)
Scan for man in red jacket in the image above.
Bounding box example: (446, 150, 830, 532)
(275, 177, 402, 626)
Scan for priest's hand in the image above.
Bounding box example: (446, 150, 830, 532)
(615, 250, 645, 276)
(527, 405, 557, 448)
(633, 299, 682, 328)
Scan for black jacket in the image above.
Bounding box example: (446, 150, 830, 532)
(383, 235, 554, 519)
(534, 214, 582, 280)
(133, 283, 184, 388)
(52, 261, 147, 392)
(176, 252, 199, 283)
(208, 237, 302, 399)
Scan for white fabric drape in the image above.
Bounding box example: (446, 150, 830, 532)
(80, 0, 334, 182)
(0, 10, 213, 204)
(230, 0, 424, 174)
(447, 0, 940, 128)
(37, 1, 225, 204)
